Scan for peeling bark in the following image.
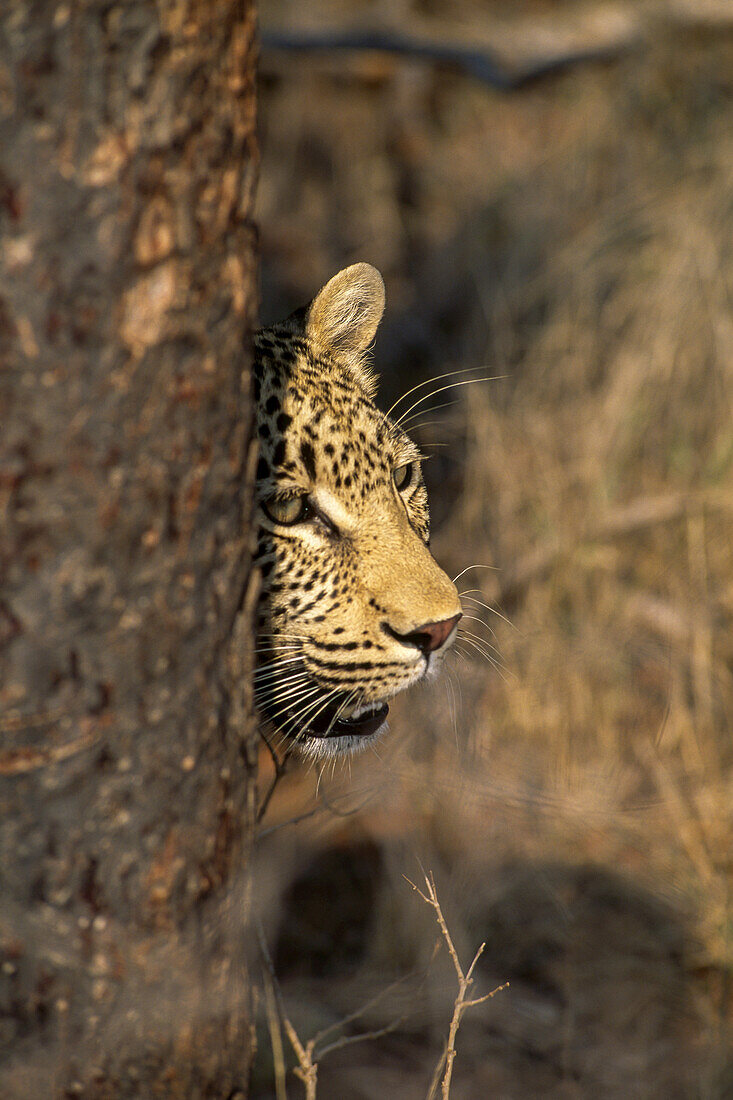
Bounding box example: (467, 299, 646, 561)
(0, 1, 259, 1095)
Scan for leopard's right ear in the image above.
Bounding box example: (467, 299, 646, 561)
(303, 263, 385, 364)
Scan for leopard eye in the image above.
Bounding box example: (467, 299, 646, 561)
(393, 462, 414, 492)
(263, 495, 310, 526)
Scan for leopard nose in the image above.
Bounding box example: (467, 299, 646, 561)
(385, 613, 462, 655)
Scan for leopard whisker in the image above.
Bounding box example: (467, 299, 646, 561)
(255, 676, 315, 708)
(457, 604, 498, 638)
(458, 631, 505, 672)
(392, 375, 501, 428)
(451, 645, 470, 668)
(262, 686, 323, 730)
(254, 643, 305, 651)
(254, 647, 305, 668)
(452, 564, 500, 584)
(255, 687, 311, 712)
(400, 419, 450, 441)
(458, 621, 502, 652)
(285, 687, 343, 741)
(459, 614, 502, 651)
(253, 659, 306, 685)
(463, 603, 513, 629)
(397, 400, 458, 432)
(322, 687, 360, 739)
(457, 633, 508, 680)
(459, 589, 513, 626)
(254, 666, 312, 694)
(457, 633, 497, 665)
(310, 689, 364, 748)
(384, 366, 492, 420)
(444, 668, 459, 747)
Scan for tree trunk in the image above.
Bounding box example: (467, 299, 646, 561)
(0, 2, 259, 1095)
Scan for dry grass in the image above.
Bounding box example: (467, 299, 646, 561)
(252, 6, 733, 1097)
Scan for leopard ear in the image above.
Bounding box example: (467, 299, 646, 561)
(305, 263, 385, 364)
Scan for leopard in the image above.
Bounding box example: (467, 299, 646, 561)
(253, 263, 462, 757)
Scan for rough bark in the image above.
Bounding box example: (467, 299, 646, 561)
(0, 1, 259, 1095)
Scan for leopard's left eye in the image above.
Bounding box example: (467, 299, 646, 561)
(263, 495, 311, 526)
(393, 462, 415, 492)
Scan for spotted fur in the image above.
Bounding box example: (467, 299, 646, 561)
(254, 264, 462, 757)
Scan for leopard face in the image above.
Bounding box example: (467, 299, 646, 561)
(254, 264, 461, 757)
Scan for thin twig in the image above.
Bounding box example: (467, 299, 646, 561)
(256, 737, 295, 823)
(256, 803, 323, 840)
(283, 1018, 318, 1100)
(311, 968, 416, 1056)
(256, 776, 375, 840)
(405, 871, 508, 1100)
(316, 1016, 405, 1060)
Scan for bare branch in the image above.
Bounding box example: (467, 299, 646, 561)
(260, 28, 639, 93)
(406, 871, 509, 1100)
(256, 803, 324, 841)
(256, 738, 295, 823)
(465, 985, 508, 1010)
(465, 942, 485, 983)
(256, 773, 374, 839)
(405, 872, 464, 983)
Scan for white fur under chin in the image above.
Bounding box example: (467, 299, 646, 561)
(297, 719, 389, 759)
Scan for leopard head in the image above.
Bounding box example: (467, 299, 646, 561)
(254, 264, 461, 756)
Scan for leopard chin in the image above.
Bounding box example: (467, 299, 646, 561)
(258, 687, 390, 757)
(297, 713, 390, 760)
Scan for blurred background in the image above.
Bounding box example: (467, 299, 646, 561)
(252, 2, 733, 1096)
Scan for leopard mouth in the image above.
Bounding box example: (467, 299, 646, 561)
(260, 691, 389, 743)
(308, 700, 390, 740)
